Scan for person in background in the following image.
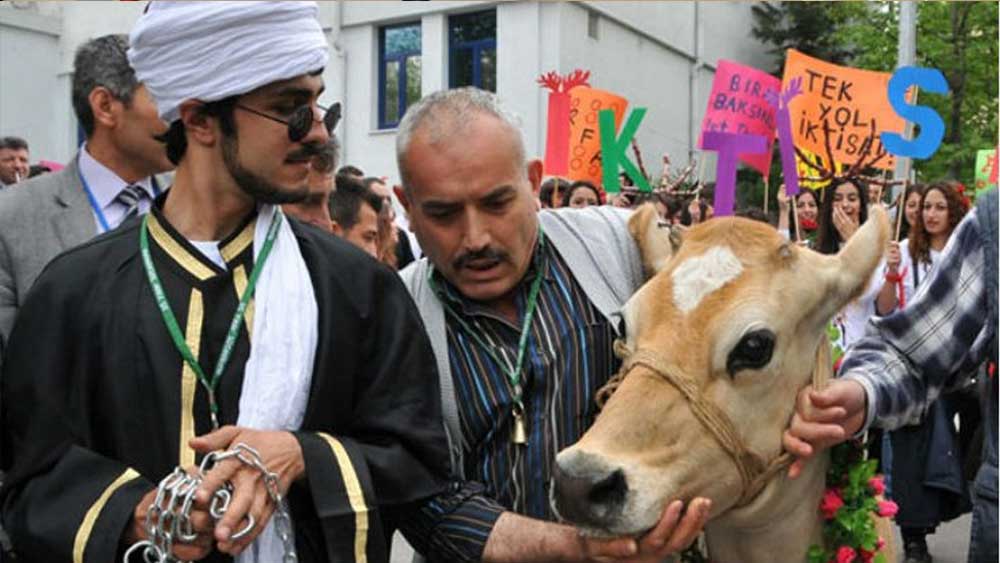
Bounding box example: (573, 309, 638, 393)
(815, 178, 898, 347)
(539, 177, 570, 208)
(364, 176, 415, 269)
(882, 180, 977, 563)
(777, 185, 820, 245)
(27, 164, 52, 179)
(329, 175, 382, 259)
(680, 197, 708, 226)
(0, 34, 173, 344)
(336, 163, 364, 183)
(0, 136, 29, 189)
(784, 188, 999, 563)
(281, 137, 337, 231)
(869, 182, 886, 207)
(562, 179, 601, 208)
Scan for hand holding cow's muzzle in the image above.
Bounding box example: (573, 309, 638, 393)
(575, 498, 712, 563)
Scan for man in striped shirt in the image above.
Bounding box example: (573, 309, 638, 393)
(784, 189, 997, 563)
(397, 87, 711, 561)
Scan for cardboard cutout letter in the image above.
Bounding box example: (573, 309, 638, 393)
(701, 132, 769, 216)
(881, 66, 949, 159)
(599, 108, 652, 193)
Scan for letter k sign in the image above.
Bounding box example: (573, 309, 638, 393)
(600, 108, 652, 193)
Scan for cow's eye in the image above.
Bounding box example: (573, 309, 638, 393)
(726, 329, 775, 377)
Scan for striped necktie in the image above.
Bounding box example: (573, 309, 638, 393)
(116, 184, 145, 224)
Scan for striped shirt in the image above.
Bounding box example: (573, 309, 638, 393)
(431, 234, 618, 517)
(842, 210, 994, 430)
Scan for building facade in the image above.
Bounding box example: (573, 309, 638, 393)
(1, 1, 772, 186)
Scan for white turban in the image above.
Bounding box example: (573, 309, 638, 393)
(129, 1, 329, 123)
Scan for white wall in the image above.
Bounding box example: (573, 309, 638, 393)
(0, 5, 64, 162)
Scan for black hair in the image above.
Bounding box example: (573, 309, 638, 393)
(815, 178, 869, 255)
(0, 136, 28, 152)
(329, 176, 383, 230)
(562, 180, 601, 207)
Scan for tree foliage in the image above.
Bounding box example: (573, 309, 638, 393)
(746, 0, 997, 211)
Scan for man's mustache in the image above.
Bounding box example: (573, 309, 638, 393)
(453, 247, 509, 270)
(288, 143, 323, 162)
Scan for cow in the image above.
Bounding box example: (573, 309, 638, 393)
(552, 204, 893, 562)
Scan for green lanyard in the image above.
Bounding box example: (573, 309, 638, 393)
(430, 230, 546, 444)
(139, 211, 283, 429)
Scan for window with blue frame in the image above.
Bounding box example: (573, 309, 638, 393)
(379, 22, 422, 129)
(449, 10, 496, 92)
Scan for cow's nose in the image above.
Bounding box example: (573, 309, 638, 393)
(552, 452, 628, 528)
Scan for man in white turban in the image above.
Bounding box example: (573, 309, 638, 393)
(1, 3, 453, 562)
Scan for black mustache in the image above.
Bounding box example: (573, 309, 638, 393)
(453, 247, 509, 270)
(287, 144, 323, 162)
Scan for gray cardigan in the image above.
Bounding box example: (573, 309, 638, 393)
(400, 206, 644, 475)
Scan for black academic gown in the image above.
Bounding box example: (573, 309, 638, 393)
(0, 203, 449, 563)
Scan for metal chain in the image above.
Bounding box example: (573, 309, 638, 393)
(123, 443, 296, 563)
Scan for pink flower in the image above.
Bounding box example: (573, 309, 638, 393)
(836, 546, 857, 563)
(876, 537, 886, 550)
(877, 499, 898, 518)
(868, 476, 885, 495)
(820, 488, 844, 520)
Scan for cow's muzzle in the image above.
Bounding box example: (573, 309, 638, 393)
(551, 449, 628, 531)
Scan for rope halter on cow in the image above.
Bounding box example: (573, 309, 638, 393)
(596, 339, 832, 507)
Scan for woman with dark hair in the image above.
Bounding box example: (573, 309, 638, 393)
(882, 180, 976, 563)
(777, 185, 820, 245)
(680, 197, 708, 226)
(540, 177, 570, 208)
(816, 178, 869, 254)
(816, 179, 898, 351)
(881, 182, 925, 311)
(897, 182, 925, 242)
(562, 180, 601, 208)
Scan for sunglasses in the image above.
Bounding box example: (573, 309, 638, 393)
(235, 101, 342, 143)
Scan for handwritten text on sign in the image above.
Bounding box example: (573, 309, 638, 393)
(699, 60, 781, 176)
(783, 49, 907, 171)
(567, 87, 627, 186)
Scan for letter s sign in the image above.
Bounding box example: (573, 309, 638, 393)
(881, 66, 949, 159)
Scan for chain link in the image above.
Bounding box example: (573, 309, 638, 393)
(123, 443, 296, 563)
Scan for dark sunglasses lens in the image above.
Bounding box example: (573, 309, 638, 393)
(288, 106, 312, 142)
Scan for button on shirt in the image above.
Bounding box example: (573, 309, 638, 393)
(78, 144, 156, 233)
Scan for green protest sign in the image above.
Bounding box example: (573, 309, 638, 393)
(599, 108, 651, 193)
(974, 148, 997, 195)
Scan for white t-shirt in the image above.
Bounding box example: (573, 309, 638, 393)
(898, 240, 940, 305)
(832, 259, 886, 351)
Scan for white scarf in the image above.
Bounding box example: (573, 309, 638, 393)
(236, 205, 318, 563)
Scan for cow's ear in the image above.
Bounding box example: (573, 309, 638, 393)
(627, 203, 682, 280)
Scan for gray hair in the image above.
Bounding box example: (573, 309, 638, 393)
(72, 34, 139, 137)
(395, 87, 525, 189)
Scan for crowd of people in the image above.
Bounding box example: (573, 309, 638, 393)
(0, 3, 994, 563)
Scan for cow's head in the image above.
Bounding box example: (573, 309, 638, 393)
(552, 204, 889, 536)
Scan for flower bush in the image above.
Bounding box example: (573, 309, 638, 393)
(807, 439, 892, 563)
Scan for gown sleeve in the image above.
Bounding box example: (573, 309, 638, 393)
(292, 262, 451, 563)
(1, 260, 153, 563)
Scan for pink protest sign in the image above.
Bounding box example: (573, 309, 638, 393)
(699, 60, 781, 176)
